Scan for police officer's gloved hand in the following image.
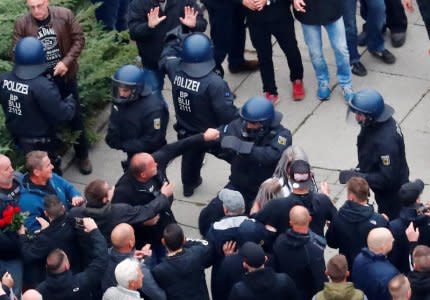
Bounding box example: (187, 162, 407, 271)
(339, 169, 364, 184)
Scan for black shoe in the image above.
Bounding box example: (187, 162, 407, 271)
(391, 32, 406, 48)
(351, 62, 367, 77)
(370, 49, 396, 64)
(183, 177, 203, 197)
(78, 158, 93, 175)
(357, 31, 367, 47)
(228, 60, 259, 74)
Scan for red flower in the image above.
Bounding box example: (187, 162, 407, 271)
(0, 220, 5, 228)
(14, 207, 20, 213)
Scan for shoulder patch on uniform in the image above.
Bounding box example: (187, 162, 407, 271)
(381, 155, 391, 166)
(154, 118, 161, 130)
(224, 92, 231, 97)
(278, 136, 287, 145)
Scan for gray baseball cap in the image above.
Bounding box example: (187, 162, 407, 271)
(219, 188, 245, 213)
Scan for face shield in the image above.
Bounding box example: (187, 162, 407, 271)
(111, 80, 139, 104)
(346, 106, 370, 127)
(241, 120, 265, 141)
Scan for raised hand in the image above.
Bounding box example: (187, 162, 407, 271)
(148, 7, 166, 28)
(179, 6, 197, 28)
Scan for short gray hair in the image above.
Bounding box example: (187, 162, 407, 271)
(115, 258, 140, 288)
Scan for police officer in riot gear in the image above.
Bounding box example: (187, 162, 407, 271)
(198, 96, 292, 236)
(0, 37, 75, 175)
(105, 64, 169, 171)
(339, 89, 409, 219)
(159, 30, 238, 197)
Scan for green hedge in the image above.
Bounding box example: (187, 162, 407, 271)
(0, 0, 137, 165)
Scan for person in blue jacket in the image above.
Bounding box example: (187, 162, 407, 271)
(19, 151, 84, 233)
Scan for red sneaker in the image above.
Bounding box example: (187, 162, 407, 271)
(264, 92, 279, 105)
(292, 80, 305, 101)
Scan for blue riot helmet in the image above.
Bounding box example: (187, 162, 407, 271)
(13, 37, 47, 80)
(347, 89, 394, 126)
(111, 64, 152, 104)
(180, 33, 216, 78)
(239, 96, 275, 140)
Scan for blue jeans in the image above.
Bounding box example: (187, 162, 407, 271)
(143, 68, 165, 94)
(301, 17, 352, 89)
(343, 0, 386, 58)
(0, 259, 22, 296)
(92, 0, 129, 31)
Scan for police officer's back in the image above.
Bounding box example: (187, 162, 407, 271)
(339, 89, 409, 220)
(159, 31, 237, 196)
(0, 37, 75, 173)
(105, 64, 168, 167)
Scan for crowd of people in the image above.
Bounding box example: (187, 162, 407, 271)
(1, 0, 430, 299)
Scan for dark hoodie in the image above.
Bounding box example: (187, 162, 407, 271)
(326, 200, 387, 268)
(408, 271, 430, 300)
(255, 192, 336, 237)
(273, 229, 327, 300)
(152, 240, 212, 300)
(228, 267, 300, 300)
(37, 229, 107, 300)
(389, 206, 430, 274)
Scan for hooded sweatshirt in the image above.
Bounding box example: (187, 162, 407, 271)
(313, 282, 367, 300)
(228, 267, 300, 300)
(326, 200, 387, 267)
(389, 206, 430, 274)
(408, 271, 430, 300)
(273, 229, 327, 300)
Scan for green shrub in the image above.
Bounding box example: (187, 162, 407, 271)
(0, 0, 138, 165)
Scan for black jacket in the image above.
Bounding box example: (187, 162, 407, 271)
(388, 206, 430, 274)
(255, 192, 336, 237)
(229, 267, 299, 300)
(128, 0, 207, 70)
(326, 200, 388, 268)
(159, 37, 237, 134)
(212, 254, 245, 300)
(37, 229, 108, 300)
(409, 270, 430, 300)
(357, 118, 409, 203)
(152, 240, 212, 300)
(246, 0, 293, 23)
(293, 0, 342, 25)
(112, 133, 208, 246)
(0, 72, 75, 138)
(273, 229, 327, 300)
(69, 196, 170, 244)
(105, 91, 168, 158)
(215, 117, 292, 203)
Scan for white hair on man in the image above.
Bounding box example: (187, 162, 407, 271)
(115, 258, 140, 288)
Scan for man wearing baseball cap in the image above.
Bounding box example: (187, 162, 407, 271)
(229, 242, 299, 299)
(255, 160, 336, 237)
(389, 179, 430, 273)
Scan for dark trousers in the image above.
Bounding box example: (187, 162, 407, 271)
(360, 0, 407, 33)
(375, 190, 401, 220)
(54, 77, 90, 160)
(206, 3, 246, 69)
(178, 131, 205, 188)
(248, 16, 303, 95)
(417, 0, 430, 39)
(92, 0, 130, 31)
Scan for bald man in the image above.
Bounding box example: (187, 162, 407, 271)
(101, 223, 166, 300)
(22, 289, 43, 300)
(0, 154, 24, 296)
(111, 128, 219, 260)
(352, 228, 399, 300)
(273, 205, 327, 300)
(389, 274, 411, 300)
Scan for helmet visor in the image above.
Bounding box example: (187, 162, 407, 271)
(111, 80, 138, 104)
(346, 107, 366, 127)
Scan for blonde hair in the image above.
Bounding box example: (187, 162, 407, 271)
(253, 178, 283, 210)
